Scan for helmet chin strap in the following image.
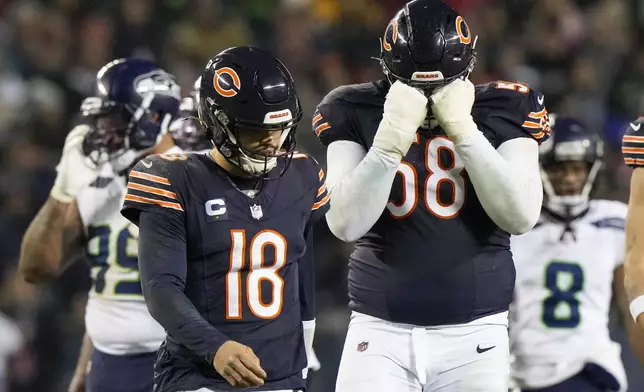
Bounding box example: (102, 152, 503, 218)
(218, 126, 292, 176)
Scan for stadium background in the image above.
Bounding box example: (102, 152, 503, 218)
(0, 0, 643, 390)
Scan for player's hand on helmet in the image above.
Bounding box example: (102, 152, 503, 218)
(213, 340, 267, 388)
(373, 80, 428, 159)
(50, 125, 101, 203)
(430, 78, 478, 144)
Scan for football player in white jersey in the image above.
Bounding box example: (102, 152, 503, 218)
(510, 116, 644, 392)
(18, 58, 182, 392)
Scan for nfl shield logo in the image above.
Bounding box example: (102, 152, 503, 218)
(250, 204, 263, 220)
(357, 341, 369, 352)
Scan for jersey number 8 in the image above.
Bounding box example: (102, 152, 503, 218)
(226, 229, 287, 320)
(387, 136, 466, 219)
(542, 261, 584, 328)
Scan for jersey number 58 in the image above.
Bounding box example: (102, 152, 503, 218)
(387, 137, 466, 219)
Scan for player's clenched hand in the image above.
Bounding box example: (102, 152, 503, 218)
(50, 125, 101, 203)
(373, 80, 428, 159)
(430, 78, 478, 144)
(214, 340, 267, 388)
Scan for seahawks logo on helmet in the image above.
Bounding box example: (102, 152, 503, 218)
(133, 71, 181, 100)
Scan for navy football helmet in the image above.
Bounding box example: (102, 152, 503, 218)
(198, 46, 302, 177)
(169, 76, 211, 152)
(81, 58, 181, 166)
(540, 115, 603, 218)
(380, 0, 477, 94)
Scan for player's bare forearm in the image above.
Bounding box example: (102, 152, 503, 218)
(69, 332, 93, 391)
(625, 169, 644, 304)
(76, 333, 93, 371)
(19, 196, 84, 283)
(614, 267, 644, 362)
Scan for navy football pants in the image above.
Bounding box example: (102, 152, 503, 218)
(522, 363, 621, 392)
(86, 348, 156, 392)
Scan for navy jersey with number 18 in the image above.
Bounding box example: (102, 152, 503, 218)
(121, 151, 329, 392)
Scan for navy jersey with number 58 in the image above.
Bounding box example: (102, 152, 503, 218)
(314, 80, 549, 326)
(121, 151, 329, 392)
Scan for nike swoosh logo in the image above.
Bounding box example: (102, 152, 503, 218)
(632, 123, 641, 132)
(537, 95, 544, 106)
(476, 345, 495, 354)
(141, 160, 152, 169)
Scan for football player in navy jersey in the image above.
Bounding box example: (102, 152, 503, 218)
(312, 1, 550, 391)
(120, 46, 328, 392)
(622, 117, 644, 331)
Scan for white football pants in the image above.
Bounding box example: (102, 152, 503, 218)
(335, 311, 510, 392)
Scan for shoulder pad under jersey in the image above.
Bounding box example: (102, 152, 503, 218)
(290, 152, 330, 221)
(313, 81, 387, 147)
(587, 199, 627, 230)
(473, 81, 551, 147)
(120, 152, 190, 224)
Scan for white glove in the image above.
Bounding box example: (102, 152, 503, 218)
(50, 125, 101, 203)
(308, 347, 321, 371)
(430, 78, 478, 145)
(373, 80, 428, 160)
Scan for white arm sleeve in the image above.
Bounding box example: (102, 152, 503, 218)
(325, 141, 401, 242)
(454, 132, 542, 235)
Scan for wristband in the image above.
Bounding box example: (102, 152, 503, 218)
(629, 295, 644, 322)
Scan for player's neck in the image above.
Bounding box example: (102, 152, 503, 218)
(151, 134, 176, 154)
(209, 148, 251, 178)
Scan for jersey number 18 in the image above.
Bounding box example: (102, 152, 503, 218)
(226, 229, 287, 320)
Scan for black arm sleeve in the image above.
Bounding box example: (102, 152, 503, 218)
(299, 225, 316, 322)
(138, 210, 229, 361)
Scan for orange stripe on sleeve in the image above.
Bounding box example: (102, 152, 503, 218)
(127, 182, 177, 200)
(314, 122, 331, 136)
(312, 193, 330, 211)
(124, 194, 184, 211)
(317, 184, 327, 197)
(623, 135, 644, 143)
(622, 147, 644, 154)
(129, 170, 171, 186)
(528, 109, 547, 119)
(522, 120, 542, 129)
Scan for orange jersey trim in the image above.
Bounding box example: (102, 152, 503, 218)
(124, 194, 183, 211)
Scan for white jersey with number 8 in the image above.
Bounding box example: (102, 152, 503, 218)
(510, 199, 627, 390)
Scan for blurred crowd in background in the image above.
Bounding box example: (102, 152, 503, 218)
(0, 0, 644, 391)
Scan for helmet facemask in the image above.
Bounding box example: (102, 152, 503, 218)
(540, 139, 603, 218)
(81, 95, 172, 171)
(200, 96, 300, 178)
